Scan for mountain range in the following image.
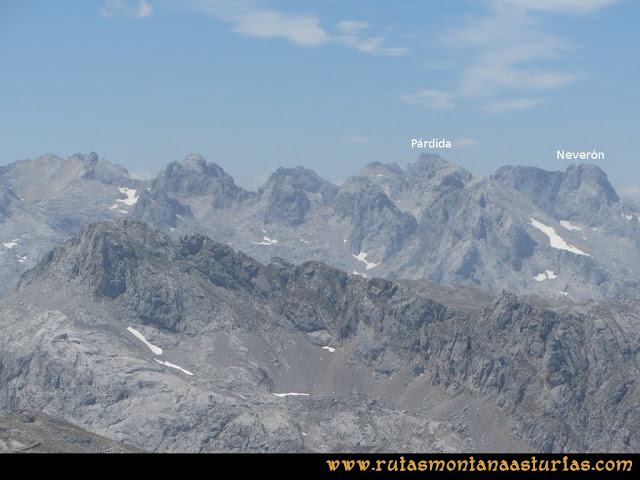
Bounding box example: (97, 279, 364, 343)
(1, 152, 640, 453)
(2, 152, 640, 300)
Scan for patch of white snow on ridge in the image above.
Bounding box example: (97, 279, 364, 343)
(300, 239, 309, 244)
(559, 220, 581, 231)
(352, 271, 368, 278)
(534, 273, 547, 281)
(127, 327, 163, 355)
(559, 291, 568, 296)
(546, 270, 557, 279)
(17, 255, 27, 263)
(273, 393, 310, 397)
(624, 214, 634, 220)
(110, 188, 138, 212)
(529, 218, 590, 256)
(109, 204, 128, 213)
(253, 236, 278, 246)
(155, 359, 193, 376)
(353, 252, 379, 269)
(3, 239, 19, 249)
(322, 346, 335, 353)
(117, 187, 138, 206)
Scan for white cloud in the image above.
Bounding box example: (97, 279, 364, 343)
(445, 3, 581, 97)
(496, 0, 622, 14)
(230, 10, 329, 46)
(401, 89, 454, 110)
(482, 98, 544, 113)
(335, 20, 408, 56)
(100, 0, 152, 19)
(405, 0, 615, 113)
(344, 135, 371, 144)
(138, 0, 152, 18)
(453, 138, 480, 148)
(336, 21, 370, 35)
(179, 1, 406, 55)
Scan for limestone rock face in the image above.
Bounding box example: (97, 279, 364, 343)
(1, 218, 638, 453)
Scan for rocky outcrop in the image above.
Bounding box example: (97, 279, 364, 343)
(3, 219, 639, 452)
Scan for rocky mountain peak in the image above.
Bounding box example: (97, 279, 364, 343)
(407, 154, 473, 188)
(148, 155, 249, 209)
(69, 151, 99, 166)
(261, 174, 311, 226)
(266, 166, 335, 195)
(181, 153, 208, 171)
(360, 162, 404, 177)
(494, 163, 619, 221)
(19, 218, 175, 299)
(560, 163, 618, 204)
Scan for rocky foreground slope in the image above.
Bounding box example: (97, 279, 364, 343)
(0, 218, 638, 452)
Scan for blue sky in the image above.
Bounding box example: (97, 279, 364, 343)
(1, 0, 638, 196)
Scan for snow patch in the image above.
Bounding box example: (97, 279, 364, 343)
(559, 291, 568, 296)
(624, 214, 634, 220)
(252, 235, 278, 245)
(253, 236, 278, 245)
(273, 393, 309, 397)
(353, 252, 379, 269)
(3, 239, 19, 249)
(529, 218, 590, 256)
(127, 327, 163, 355)
(300, 239, 309, 244)
(169, 227, 175, 232)
(322, 346, 335, 353)
(109, 204, 127, 213)
(110, 187, 138, 212)
(559, 220, 581, 231)
(155, 359, 193, 376)
(352, 270, 368, 278)
(16, 255, 27, 263)
(535, 270, 557, 281)
(118, 187, 138, 205)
